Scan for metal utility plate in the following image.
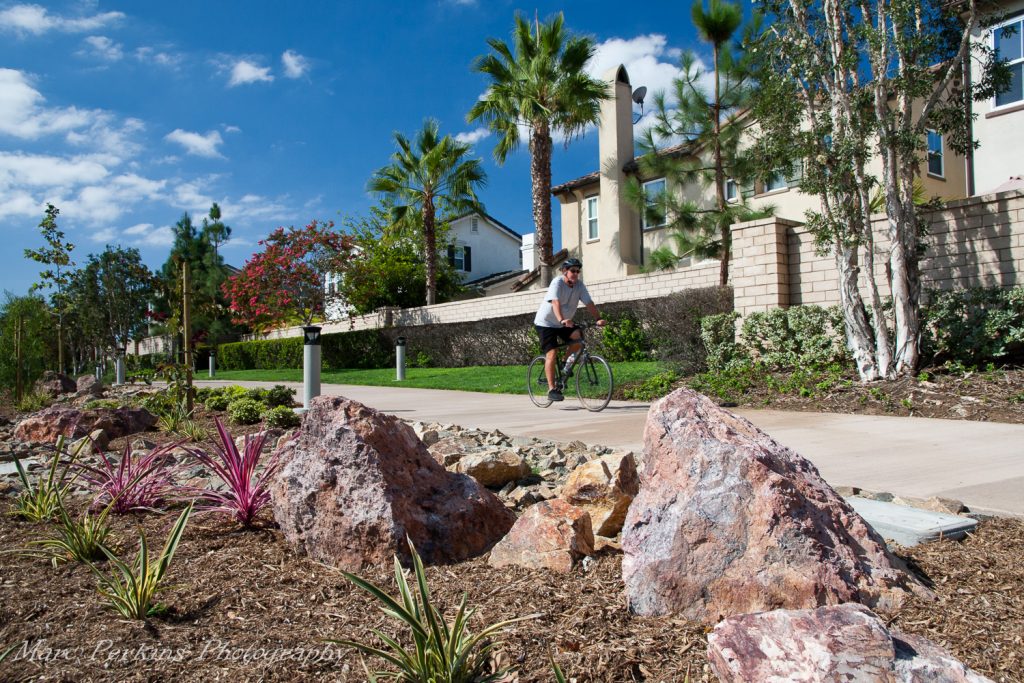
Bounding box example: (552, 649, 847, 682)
(846, 496, 978, 547)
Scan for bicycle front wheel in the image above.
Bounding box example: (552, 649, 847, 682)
(527, 355, 553, 407)
(576, 355, 613, 412)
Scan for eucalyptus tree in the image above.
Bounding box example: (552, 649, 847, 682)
(469, 12, 608, 286)
(753, 0, 1005, 379)
(626, 0, 764, 284)
(24, 204, 75, 373)
(368, 119, 486, 306)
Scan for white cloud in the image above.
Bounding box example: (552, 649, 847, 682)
(455, 127, 490, 145)
(0, 152, 109, 188)
(165, 129, 225, 158)
(588, 34, 686, 108)
(281, 50, 309, 79)
(90, 227, 117, 242)
(124, 223, 174, 246)
(0, 4, 125, 35)
(135, 46, 183, 69)
(80, 35, 123, 61)
(223, 125, 241, 134)
(228, 59, 273, 87)
(0, 68, 93, 139)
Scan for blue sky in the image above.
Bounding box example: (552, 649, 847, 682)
(1, 0, 706, 296)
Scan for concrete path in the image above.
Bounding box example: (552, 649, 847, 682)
(195, 380, 1024, 518)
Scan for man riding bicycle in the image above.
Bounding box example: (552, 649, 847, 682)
(533, 258, 605, 402)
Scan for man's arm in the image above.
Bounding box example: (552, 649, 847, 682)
(585, 302, 606, 326)
(552, 299, 570, 326)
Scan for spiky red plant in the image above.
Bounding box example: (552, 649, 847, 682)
(77, 442, 179, 514)
(181, 418, 282, 527)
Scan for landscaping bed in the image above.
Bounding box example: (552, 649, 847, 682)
(0, 500, 1021, 682)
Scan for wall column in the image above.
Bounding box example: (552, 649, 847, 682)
(731, 217, 797, 318)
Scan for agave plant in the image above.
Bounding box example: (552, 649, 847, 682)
(9, 435, 83, 522)
(87, 503, 193, 620)
(181, 418, 280, 527)
(329, 539, 539, 683)
(76, 442, 179, 514)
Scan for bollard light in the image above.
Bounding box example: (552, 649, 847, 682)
(302, 325, 322, 411)
(395, 336, 407, 381)
(209, 351, 216, 378)
(115, 353, 126, 385)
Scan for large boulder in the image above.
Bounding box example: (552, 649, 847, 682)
(707, 603, 992, 683)
(14, 405, 156, 444)
(456, 449, 530, 488)
(488, 499, 594, 573)
(561, 452, 638, 537)
(622, 388, 928, 622)
(75, 375, 104, 397)
(32, 371, 76, 398)
(270, 396, 516, 570)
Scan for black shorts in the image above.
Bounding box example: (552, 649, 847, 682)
(536, 325, 577, 353)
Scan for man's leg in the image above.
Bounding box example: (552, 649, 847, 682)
(544, 347, 559, 391)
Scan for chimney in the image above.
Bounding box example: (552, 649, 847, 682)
(598, 65, 639, 271)
(520, 232, 536, 271)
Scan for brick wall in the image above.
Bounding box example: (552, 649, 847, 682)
(733, 189, 1024, 317)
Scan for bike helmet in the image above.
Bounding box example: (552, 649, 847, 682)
(561, 258, 582, 271)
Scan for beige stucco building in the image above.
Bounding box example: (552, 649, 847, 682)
(969, 0, 1024, 195)
(553, 65, 970, 283)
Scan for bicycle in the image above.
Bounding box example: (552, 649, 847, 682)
(527, 321, 614, 412)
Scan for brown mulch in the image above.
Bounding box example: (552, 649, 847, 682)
(685, 366, 1024, 424)
(0, 500, 1021, 682)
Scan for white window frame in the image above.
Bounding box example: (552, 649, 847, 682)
(764, 171, 788, 193)
(993, 16, 1024, 109)
(641, 178, 667, 230)
(926, 129, 944, 178)
(453, 245, 467, 271)
(586, 195, 599, 240)
(725, 178, 738, 202)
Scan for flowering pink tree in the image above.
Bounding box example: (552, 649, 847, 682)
(223, 220, 353, 332)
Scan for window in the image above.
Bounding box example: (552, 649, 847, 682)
(642, 178, 667, 230)
(927, 129, 944, 177)
(447, 244, 472, 272)
(764, 171, 788, 193)
(995, 18, 1023, 107)
(471, 217, 479, 233)
(725, 179, 738, 202)
(586, 196, 599, 240)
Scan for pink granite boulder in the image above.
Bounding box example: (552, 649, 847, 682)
(707, 603, 992, 683)
(33, 371, 76, 397)
(14, 405, 156, 444)
(270, 396, 516, 570)
(621, 388, 929, 622)
(488, 499, 594, 573)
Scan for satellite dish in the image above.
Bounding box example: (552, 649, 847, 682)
(631, 86, 647, 105)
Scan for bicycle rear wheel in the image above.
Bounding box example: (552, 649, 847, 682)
(527, 355, 553, 407)
(576, 355, 613, 412)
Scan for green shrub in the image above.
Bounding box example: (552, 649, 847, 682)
(688, 360, 763, 403)
(700, 312, 743, 372)
(262, 405, 300, 429)
(739, 305, 847, 371)
(83, 398, 123, 410)
(622, 370, 679, 401)
(263, 384, 296, 407)
(922, 286, 1024, 366)
(244, 387, 268, 402)
(16, 389, 53, 413)
(227, 398, 263, 425)
(600, 316, 650, 362)
(203, 392, 232, 412)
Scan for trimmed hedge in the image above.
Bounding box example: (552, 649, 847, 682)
(217, 286, 733, 372)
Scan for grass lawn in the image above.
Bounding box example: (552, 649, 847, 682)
(211, 361, 663, 396)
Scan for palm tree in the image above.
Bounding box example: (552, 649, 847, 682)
(369, 119, 486, 305)
(468, 12, 608, 286)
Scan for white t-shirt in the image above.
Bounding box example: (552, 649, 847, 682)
(533, 275, 593, 328)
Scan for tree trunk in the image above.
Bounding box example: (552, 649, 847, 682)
(834, 246, 880, 381)
(713, 43, 729, 287)
(530, 124, 555, 286)
(423, 198, 437, 306)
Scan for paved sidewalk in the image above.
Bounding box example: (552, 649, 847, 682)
(196, 380, 1024, 517)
